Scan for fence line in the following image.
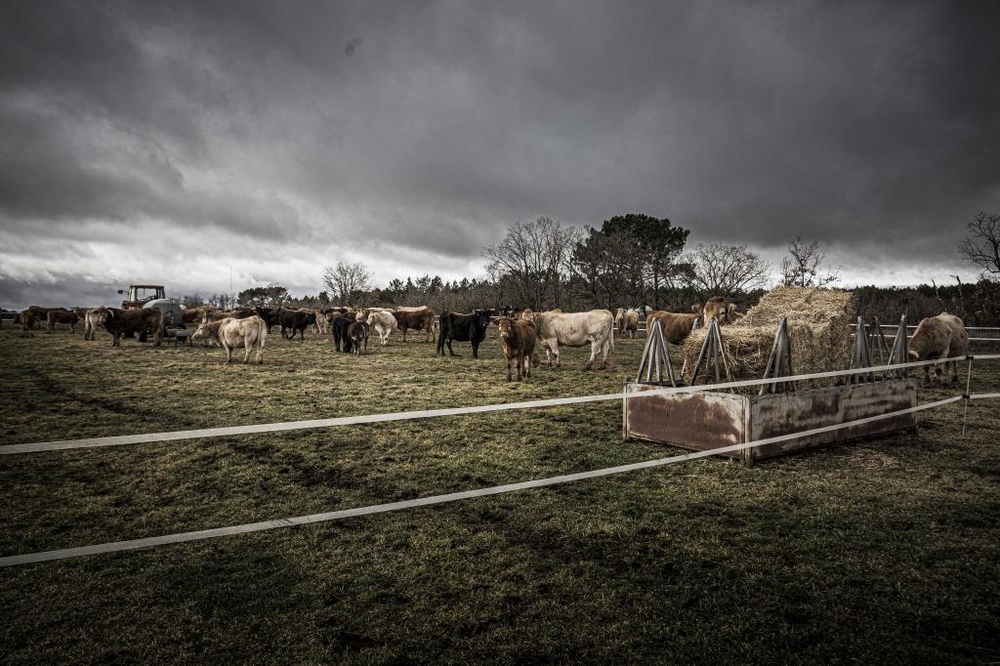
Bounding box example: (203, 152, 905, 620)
(0, 395, 970, 568)
(1, 356, 988, 456)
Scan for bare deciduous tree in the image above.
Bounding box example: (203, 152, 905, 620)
(322, 261, 374, 305)
(688, 243, 772, 294)
(780, 236, 840, 287)
(959, 212, 1000, 278)
(482, 217, 579, 310)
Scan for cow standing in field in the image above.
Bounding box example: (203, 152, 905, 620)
(253, 307, 283, 333)
(46, 308, 80, 333)
(615, 308, 640, 339)
(25, 306, 54, 329)
(278, 308, 316, 341)
(392, 306, 436, 342)
(101, 307, 165, 347)
(437, 310, 494, 358)
(192, 315, 267, 364)
(497, 316, 536, 381)
(17, 311, 36, 337)
(347, 320, 370, 355)
(908, 313, 969, 385)
(83, 308, 110, 340)
(366, 310, 398, 346)
(531, 309, 615, 370)
(331, 315, 355, 353)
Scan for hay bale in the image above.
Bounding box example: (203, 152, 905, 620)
(682, 286, 857, 387)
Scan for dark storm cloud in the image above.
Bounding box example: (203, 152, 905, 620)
(1, 0, 998, 308)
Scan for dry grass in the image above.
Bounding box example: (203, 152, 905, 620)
(1, 323, 999, 664)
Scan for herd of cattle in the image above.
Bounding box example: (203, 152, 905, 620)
(7, 299, 971, 384)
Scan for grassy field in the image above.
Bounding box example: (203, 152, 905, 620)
(1, 322, 999, 664)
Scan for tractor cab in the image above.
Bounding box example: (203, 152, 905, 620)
(119, 285, 166, 310)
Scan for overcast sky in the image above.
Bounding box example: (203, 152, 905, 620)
(2, 0, 998, 309)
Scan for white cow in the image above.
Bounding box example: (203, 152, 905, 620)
(908, 312, 969, 384)
(192, 315, 268, 364)
(366, 310, 398, 346)
(531, 309, 615, 369)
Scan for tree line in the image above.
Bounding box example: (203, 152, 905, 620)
(180, 211, 1000, 325)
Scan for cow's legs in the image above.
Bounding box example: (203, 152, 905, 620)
(544, 341, 559, 367)
(600, 338, 613, 369)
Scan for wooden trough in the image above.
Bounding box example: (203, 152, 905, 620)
(625, 289, 919, 465)
(624, 379, 918, 465)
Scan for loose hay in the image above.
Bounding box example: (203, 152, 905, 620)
(683, 286, 857, 388)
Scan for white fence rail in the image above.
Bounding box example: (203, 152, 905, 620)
(2, 355, 997, 567)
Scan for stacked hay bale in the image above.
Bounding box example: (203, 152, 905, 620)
(682, 286, 857, 389)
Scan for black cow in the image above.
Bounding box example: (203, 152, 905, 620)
(254, 307, 283, 333)
(278, 308, 316, 340)
(437, 309, 494, 358)
(331, 315, 355, 353)
(101, 307, 165, 347)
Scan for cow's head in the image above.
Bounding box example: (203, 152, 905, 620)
(476, 309, 494, 329)
(497, 316, 512, 339)
(191, 315, 211, 341)
(701, 296, 737, 328)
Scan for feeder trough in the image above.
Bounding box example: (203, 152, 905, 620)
(624, 295, 919, 465)
(624, 379, 918, 465)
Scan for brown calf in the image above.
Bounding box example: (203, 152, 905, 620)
(498, 316, 536, 381)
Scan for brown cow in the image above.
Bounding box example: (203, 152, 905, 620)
(192, 315, 268, 363)
(46, 308, 80, 333)
(645, 306, 703, 345)
(181, 306, 219, 324)
(392, 306, 435, 342)
(908, 313, 969, 385)
(17, 311, 36, 337)
(646, 297, 738, 345)
(101, 307, 165, 347)
(25, 306, 55, 329)
(498, 316, 536, 381)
